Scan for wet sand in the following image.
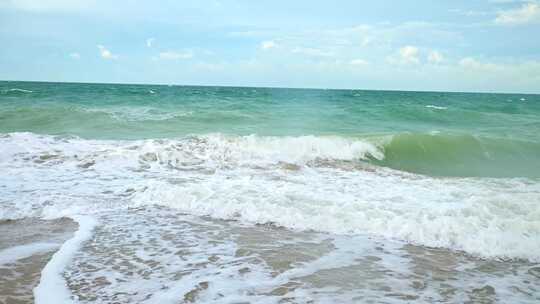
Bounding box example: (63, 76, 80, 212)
(0, 218, 76, 304)
(1, 209, 539, 303)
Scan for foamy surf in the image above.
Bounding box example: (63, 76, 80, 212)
(1, 81, 540, 302)
(58, 207, 540, 303)
(1, 132, 539, 262)
(33, 215, 97, 304)
(131, 171, 540, 262)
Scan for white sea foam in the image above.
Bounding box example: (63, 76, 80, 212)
(131, 170, 540, 262)
(61, 208, 419, 304)
(59, 207, 540, 303)
(34, 215, 98, 304)
(1, 132, 540, 262)
(0, 242, 60, 265)
(4, 88, 33, 93)
(133, 134, 385, 168)
(425, 105, 447, 110)
(0, 132, 385, 169)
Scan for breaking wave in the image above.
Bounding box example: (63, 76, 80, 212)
(1, 132, 540, 262)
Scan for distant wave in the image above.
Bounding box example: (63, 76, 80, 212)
(2, 88, 33, 94)
(81, 106, 192, 122)
(425, 105, 447, 110)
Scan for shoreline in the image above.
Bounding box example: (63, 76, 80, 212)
(1, 208, 539, 303)
(0, 218, 77, 303)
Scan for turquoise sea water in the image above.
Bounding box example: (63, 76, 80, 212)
(2, 81, 540, 303)
(1, 81, 539, 178)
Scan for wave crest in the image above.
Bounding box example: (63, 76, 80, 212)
(1, 132, 540, 262)
(135, 134, 384, 169)
(373, 133, 540, 178)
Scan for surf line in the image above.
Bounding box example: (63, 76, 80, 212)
(34, 215, 98, 304)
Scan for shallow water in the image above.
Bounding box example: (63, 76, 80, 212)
(0, 218, 76, 303)
(0, 82, 539, 303)
(2, 208, 538, 303)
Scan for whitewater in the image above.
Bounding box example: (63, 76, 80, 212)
(1, 81, 539, 303)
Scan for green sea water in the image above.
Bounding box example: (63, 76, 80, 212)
(1, 81, 539, 178)
(2, 81, 540, 303)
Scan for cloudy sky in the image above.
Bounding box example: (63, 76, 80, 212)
(1, 0, 539, 93)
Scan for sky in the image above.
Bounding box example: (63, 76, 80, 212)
(1, 0, 540, 93)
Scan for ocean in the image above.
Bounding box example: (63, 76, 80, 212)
(0, 81, 539, 303)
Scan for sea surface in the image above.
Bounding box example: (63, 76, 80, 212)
(0, 81, 539, 303)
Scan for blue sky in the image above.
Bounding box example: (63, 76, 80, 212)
(1, 0, 540, 93)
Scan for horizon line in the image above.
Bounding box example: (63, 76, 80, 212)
(1, 79, 538, 96)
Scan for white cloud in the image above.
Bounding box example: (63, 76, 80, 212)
(448, 8, 491, 16)
(451, 57, 540, 93)
(2, 0, 94, 12)
(428, 51, 444, 64)
(389, 45, 420, 65)
(459, 57, 501, 71)
(490, 0, 524, 3)
(158, 50, 193, 60)
(260, 40, 277, 50)
(97, 45, 118, 60)
(495, 2, 540, 25)
(360, 37, 372, 47)
(146, 38, 155, 48)
(459, 57, 480, 68)
(228, 31, 274, 38)
(291, 47, 334, 57)
(69, 52, 80, 59)
(194, 62, 226, 71)
(349, 59, 369, 66)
